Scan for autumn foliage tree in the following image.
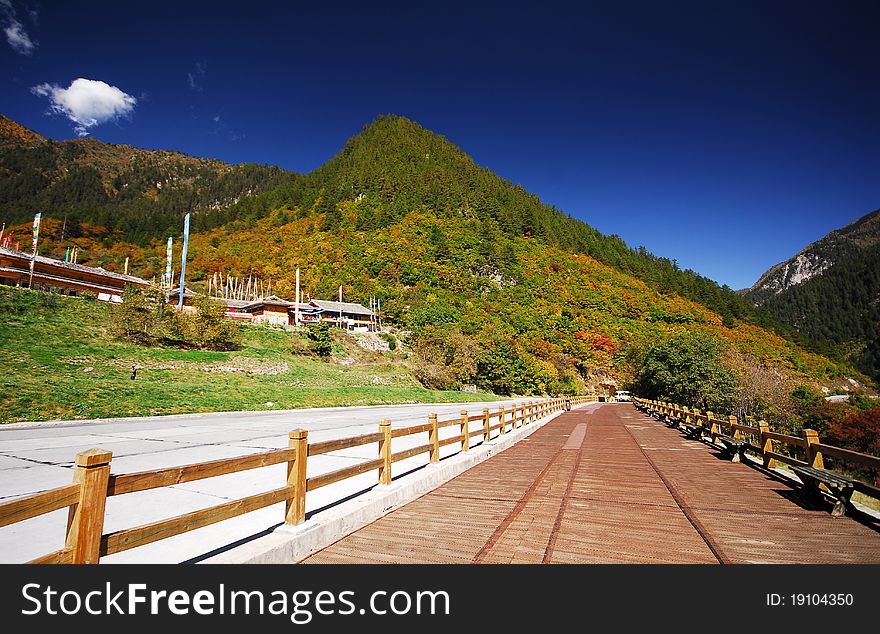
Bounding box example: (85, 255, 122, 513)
(636, 332, 738, 411)
(828, 407, 880, 457)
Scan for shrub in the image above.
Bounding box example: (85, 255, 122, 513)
(307, 322, 332, 357)
(170, 294, 240, 350)
(112, 288, 239, 350)
(379, 332, 397, 351)
(828, 407, 880, 457)
(111, 285, 170, 345)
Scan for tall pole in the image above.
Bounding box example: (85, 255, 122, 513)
(295, 268, 300, 326)
(28, 212, 41, 289)
(177, 213, 190, 311)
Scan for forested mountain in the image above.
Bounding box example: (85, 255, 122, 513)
(0, 114, 867, 393)
(279, 116, 787, 333)
(745, 212, 880, 382)
(746, 208, 880, 305)
(0, 114, 294, 244)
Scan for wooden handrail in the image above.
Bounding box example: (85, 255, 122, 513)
(391, 443, 433, 463)
(101, 486, 292, 556)
(29, 548, 73, 564)
(307, 459, 385, 491)
(4, 395, 587, 564)
(309, 433, 383, 456)
(763, 431, 806, 447)
(815, 443, 880, 470)
(108, 449, 296, 496)
(0, 483, 80, 528)
(390, 422, 434, 438)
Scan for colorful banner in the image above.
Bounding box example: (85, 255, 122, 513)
(29, 213, 41, 283)
(164, 236, 173, 297)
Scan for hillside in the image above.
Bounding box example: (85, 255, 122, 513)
(0, 114, 868, 398)
(0, 286, 493, 423)
(0, 114, 295, 244)
(744, 209, 880, 381)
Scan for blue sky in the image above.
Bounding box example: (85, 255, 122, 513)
(1, 1, 877, 289)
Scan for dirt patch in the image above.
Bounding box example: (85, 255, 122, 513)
(202, 358, 290, 375)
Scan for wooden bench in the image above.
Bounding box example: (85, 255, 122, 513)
(680, 423, 704, 440)
(663, 415, 682, 428)
(715, 434, 748, 462)
(792, 465, 855, 517)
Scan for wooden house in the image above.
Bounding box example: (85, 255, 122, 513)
(166, 287, 198, 313)
(310, 299, 376, 331)
(0, 246, 149, 302)
(243, 295, 295, 326)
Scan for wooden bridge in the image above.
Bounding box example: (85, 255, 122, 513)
(302, 402, 880, 564)
(2, 396, 879, 564)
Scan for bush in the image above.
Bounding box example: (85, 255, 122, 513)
(166, 294, 240, 350)
(111, 285, 170, 345)
(0, 287, 42, 314)
(112, 287, 239, 350)
(412, 327, 478, 388)
(307, 322, 332, 357)
(379, 332, 397, 351)
(829, 407, 880, 457)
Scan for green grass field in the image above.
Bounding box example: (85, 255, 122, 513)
(0, 287, 496, 423)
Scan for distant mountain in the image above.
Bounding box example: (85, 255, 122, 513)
(744, 208, 880, 381)
(746, 209, 880, 305)
(0, 114, 295, 243)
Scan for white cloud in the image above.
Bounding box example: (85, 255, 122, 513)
(187, 61, 206, 92)
(1, 0, 36, 55)
(31, 78, 137, 137)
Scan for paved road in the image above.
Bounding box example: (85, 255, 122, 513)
(0, 399, 526, 563)
(303, 404, 880, 564)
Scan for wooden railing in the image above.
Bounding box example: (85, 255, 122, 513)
(634, 397, 880, 500)
(0, 396, 595, 564)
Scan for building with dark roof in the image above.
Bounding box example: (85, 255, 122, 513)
(310, 299, 375, 331)
(0, 246, 149, 302)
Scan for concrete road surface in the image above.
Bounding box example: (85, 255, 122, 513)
(0, 399, 530, 563)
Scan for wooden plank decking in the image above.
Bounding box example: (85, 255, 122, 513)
(301, 404, 880, 564)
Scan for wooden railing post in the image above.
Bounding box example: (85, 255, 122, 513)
(804, 429, 824, 469)
(66, 449, 112, 564)
(759, 420, 774, 468)
(379, 420, 392, 485)
(498, 405, 506, 436)
(429, 413, 439, 463)
(286, 429, 308, 525)
(460, 410, 470, 452)
(513, 403, 520, 428)
(727, 415, 737, 439)
(483, 408, 491, 442)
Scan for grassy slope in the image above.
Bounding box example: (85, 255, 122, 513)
(0, 287, 495, 423)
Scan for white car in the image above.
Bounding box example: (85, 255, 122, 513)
(614, 390, 632, 402)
